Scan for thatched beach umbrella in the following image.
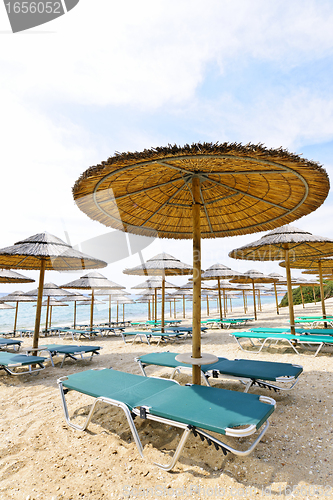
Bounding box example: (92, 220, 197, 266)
(73, 142, 329, 383)
(94, 288, 129, 324)
(61, 272, 123, 330)
(59, 292, 90, 329)
(0, 302, 15, 309)
(34, 298, 68, 330)
(229, 225, 333, 333)
(201, 263, 240, 319)
(230, 270, 279, 320)
(0, 291, 37, 334)
(0, 232, 106, 348)
(0, 269, 34, 284)
(26, 282, 76, 334)
(267, 272, 286, 314)
(131, 276, 177, 323)
(279, 256, 333, 320)
(124, 254, 191, 330)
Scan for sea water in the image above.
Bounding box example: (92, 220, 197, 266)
(0, 294, 277, 331)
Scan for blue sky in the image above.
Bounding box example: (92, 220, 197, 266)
(1, 0, 333, 291)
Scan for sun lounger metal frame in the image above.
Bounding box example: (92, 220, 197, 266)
(135, 352, 302, 392)
(231, 331, 333, 356)
(58, 368, 275, 471)
(0, 352, 46, 375)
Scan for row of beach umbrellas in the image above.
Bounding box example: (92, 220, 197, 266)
(0, 142, 332, 384)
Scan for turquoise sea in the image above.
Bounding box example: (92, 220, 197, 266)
(0, 294, 278, 331)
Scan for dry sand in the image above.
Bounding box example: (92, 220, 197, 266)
(1, 299, 333, 500)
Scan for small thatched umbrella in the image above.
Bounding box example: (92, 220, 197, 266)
(267, 272, 286, 314)
(201, 263, 240, 320)
(25, 283, 76, 334)
(73, 142, 329, 383)
(131, 276, 177, 323)
(34, 298, 68, 330)
(0, 302, 15, 309)
(111, 295, 134, 323)
(124, 254, 191, 330)
(230, 270, 279, 320)
(0, 232, 106, 348)
(279, 256, 333, 320)
(229, 225, 333, 333)
(94, 288, 129, 324)
(0, 291, 37, 334)
(61, 272, 124, 331)
(59, 292, 91, 329)
(0, 269, 34, 284)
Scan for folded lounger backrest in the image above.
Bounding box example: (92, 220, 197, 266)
(58, 368, 275, 471)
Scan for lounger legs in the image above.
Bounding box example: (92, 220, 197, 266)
(58, 380, 144, 458)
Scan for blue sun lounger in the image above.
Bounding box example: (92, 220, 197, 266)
(58, 368, 275, 471)
(0, 338, 22, 351)
(40, 344, 102, 368)
(0, 352, 46, 375)
(231, 331, 333, 356)
(135, 352, 303, 392)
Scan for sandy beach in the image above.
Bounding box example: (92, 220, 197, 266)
(0, 299, 332, 500)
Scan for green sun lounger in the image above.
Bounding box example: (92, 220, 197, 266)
(57, 328, 100, 341)
(119, 330, 185, 345)
(231, 331, 333, 356)
(41, 344, 102, 368)
(58, 368, 275, 471)
(294, 318, 333, 327)
(250, 327, 333, 336)
(0, 338, 22, 351)
(135, 352, 303, 392)
(0, 352, 46, 375)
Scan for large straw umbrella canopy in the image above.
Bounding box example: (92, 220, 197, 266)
(0, 232, 107, 348)
(201, 264, 241, 319)
(279, 256, 333, 320)
(229, 225, 333, 332)
(230, 270, 279, 320)
(124, 253, 192, 330)
(73, 142, 329, 384)
(0, 290, 37, 333)
(61, 272, 124, 330)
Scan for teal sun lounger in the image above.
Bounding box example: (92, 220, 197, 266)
(58, 368, 275, 471)
(231, 331, 333, 356)
(0, 338, 22, 351)
(135, 352, 303, 392)
(0, 352, 46, 375)
(119, 330, 186, 345)
(41, 344, 102, 368)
